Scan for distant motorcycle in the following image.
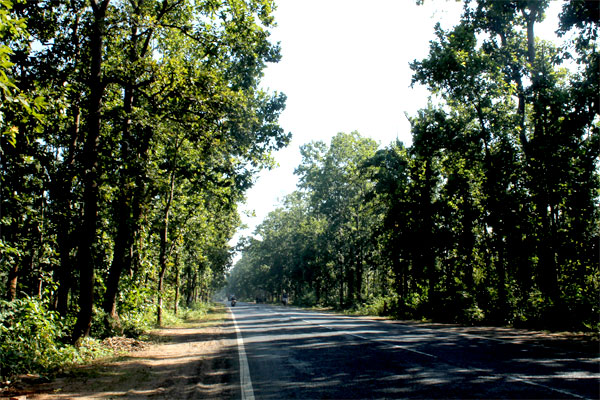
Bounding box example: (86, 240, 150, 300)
(231, 298, 237, 306)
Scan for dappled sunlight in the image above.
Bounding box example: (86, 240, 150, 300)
(228, 303, 599, 399)
(26, 316, 237, 400)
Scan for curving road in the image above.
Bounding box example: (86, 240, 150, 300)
(228, 302, 599, 399)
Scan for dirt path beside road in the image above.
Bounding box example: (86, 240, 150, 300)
(8, 306, 236, 400)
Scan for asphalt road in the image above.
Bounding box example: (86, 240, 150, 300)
(228, 302, 599, 399)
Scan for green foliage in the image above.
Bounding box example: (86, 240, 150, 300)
(229, 132, 380, 308)
(294, 290, 318, 307)
(350, 296, 394, 317)
(229, 1, 599, 332)
(0, 296, 110, 380)
(0, 0, 45, 146)
(0, 0, 287, 373)
(90, 304, 154, 340)
(160, 302, 212, 327)
(0, 296, 64, 378)
(0, 1, 598, 384)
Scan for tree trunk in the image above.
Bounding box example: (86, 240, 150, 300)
(315, 280, 321, 304)
(336, 250, 345, 308)
(538, 201, 560, 307)
(356, 262, 363, 303)
(53, 110, 80, 314)
(524, 7, 536, 68)
(5, 211, 19, 300)
(157, 171, 175, 326)
(102, 201, 132, 319)
(102, 2, 159, 318)
(54, 203, 75, 315)
(157, 274, 165, 325)
(346, 261, 355, 306)
(72, 0, 109, 344)
(338, 270, 344, 308)
(496, 235, 508, 323)
(102, 82, 134, 319)
(6, 263, 18, 301)
(53, 8, 82, 316)
(174, 263, 180, 315)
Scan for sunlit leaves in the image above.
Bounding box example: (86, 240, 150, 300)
(230, 0, 598, 329)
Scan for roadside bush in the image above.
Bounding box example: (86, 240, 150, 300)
(180, 302, 211, 321)
(90, 283, 155, 339)
(0, 296, 116, 381)
(294, 290, 317, 307)
(90, 306, 154, 339)
(115, 279, 156, 337)
(351, 296, 394, 316)
(120, 308, 154, 338)
(162, 301, 212, 326)
(0, 296, 68, 380)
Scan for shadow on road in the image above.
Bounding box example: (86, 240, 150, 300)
(231, 303, 599, 399)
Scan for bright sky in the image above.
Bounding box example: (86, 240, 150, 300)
(234, 0, 565, 248)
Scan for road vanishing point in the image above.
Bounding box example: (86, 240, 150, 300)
(228, 302, 599, 399)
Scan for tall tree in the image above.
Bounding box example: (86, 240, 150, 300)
(71, 0, 111, 343)
(1, 0, 288, 342)
(410, 0, 598, 325)
(295, 132, 378, 307)
(0, 0, 47, 301)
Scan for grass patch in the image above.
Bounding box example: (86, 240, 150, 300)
(160, 302, 228, 328)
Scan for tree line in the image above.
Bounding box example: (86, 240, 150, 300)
(228, 0, 599, 331)
(0, 0, 287, 377)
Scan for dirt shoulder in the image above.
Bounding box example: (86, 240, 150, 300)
(3, 305, 236, 400)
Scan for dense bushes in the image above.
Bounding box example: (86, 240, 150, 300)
(0, 296, 217, 381)
(0, 297, 64, 378)
(0, 297, 111, 381)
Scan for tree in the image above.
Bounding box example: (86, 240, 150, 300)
(0, 0, 47, 302)
(286, 132, 379, 307)
(230, 0, 598, 331)
(1, 0, 288, 342)
(409, 0, 599, 326)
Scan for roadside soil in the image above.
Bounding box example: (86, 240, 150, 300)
(3, 305, 236, 400)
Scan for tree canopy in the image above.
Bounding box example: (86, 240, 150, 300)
(1, 0, 288, 377)
(1, 0, 598, 383)
(228, 0, 599, 331)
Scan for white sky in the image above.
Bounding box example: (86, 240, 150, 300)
(234, 0, 565, 248)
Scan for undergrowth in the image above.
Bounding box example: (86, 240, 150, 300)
(0, 296, 218, 383)
(161, 302, 223, 327)
(0, 296, 112, 382)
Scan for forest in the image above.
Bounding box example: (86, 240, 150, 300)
(228, 0, 599, 331)
(1, 0, 288, 379)
(0, 0, 598, 383)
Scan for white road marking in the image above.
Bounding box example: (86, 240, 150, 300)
(264, 307, 439, 359)
(349, 333, 368, 340)
(230, 308, 255, 400)
(375, 339, 439, 359)
(508, 375, 586, 399)
(295, 316, 439, 359)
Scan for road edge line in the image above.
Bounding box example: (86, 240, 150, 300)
(230, 307, 255, 400)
